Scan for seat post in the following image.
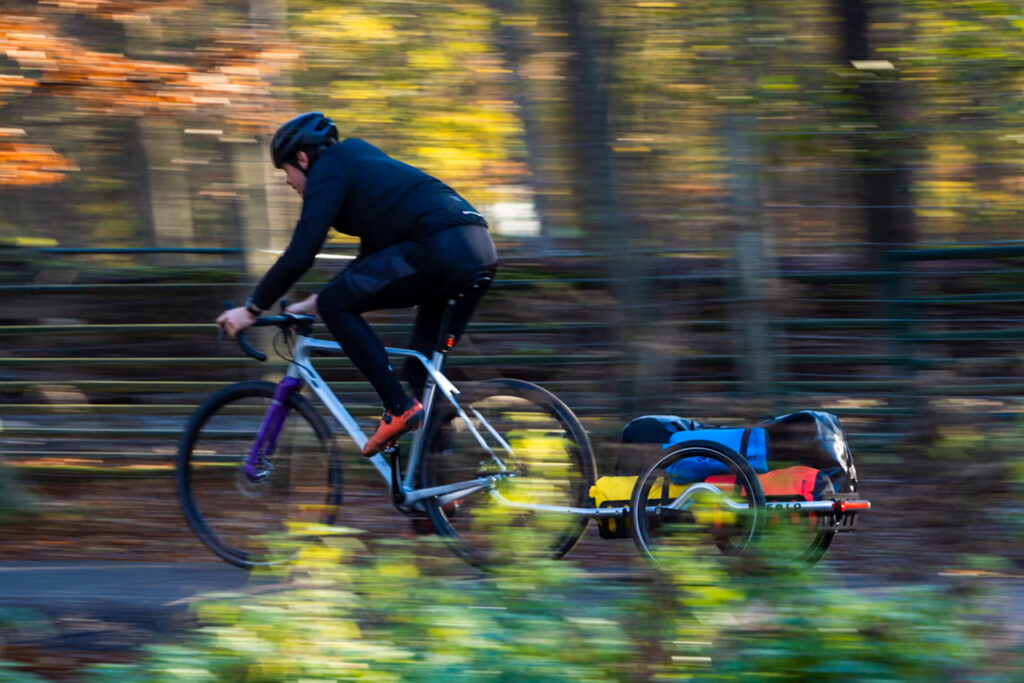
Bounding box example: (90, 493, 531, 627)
(419, 296, 457, 424)
(431, 296, 459, 374)
(430, 275, 491, 373)
(434, 297, 459, 353)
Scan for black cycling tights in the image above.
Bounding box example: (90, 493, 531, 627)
(316, 225, 496, 414)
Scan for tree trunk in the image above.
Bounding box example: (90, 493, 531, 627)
(231, 140, 274, 278)
(562, 0, 651, 415)
(243, 0, 296, 279)
(724, 115, 778, 406)
(835, 0, 915, 265)
(488, 0, 558, 248)
(138, 119, 196, 257)
(124, 20, 195, 262)
(563, 0, 618, 249)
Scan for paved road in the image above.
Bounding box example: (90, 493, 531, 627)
(0, 561, 247, 605)
(0, 561, 249, 657)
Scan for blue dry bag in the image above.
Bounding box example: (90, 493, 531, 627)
(664, 427, 769, 483)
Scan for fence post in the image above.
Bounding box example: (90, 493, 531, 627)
(883, 249, 920, 426)
(734, 229, 778, 404)
(724, 114, 777, 408)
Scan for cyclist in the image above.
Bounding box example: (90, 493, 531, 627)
(217, 112, 497, 456)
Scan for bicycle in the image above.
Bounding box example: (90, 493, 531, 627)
(178, 279, 869, 572)
(177, 278, 598, 569)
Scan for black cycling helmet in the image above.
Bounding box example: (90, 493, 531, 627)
(271, 111, 339, 169)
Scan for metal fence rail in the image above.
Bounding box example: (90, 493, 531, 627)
(3, 243, 1023, 467)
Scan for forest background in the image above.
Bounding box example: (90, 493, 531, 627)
(1, 0, 1023, 680)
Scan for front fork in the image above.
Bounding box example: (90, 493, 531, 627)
(244, 376, 305, 482)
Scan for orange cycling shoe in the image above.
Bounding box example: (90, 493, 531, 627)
(363, 399, 424, 456)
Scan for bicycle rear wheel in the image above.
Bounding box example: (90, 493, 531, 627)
(176, 380, 342, 569)
(631, 442, 766, 567)
(419, 378, 597, 567)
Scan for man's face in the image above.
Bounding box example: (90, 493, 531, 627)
(283, 161, 306, 196)
(282, 151, 310, 196)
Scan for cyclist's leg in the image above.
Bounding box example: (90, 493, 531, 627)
(317, 242, 433, 415)
(319, 225, 496, 408)
(404, 299, 445, 401)
(404, 275, 492, 400)
(403, 224, 497, 399)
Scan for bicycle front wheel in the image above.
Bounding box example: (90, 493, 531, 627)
(419, 378, 597, 567)
(176, 380, 342, 569)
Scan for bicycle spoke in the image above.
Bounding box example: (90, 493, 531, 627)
(419, 379, 595, 567)
(632, 443, 766, 567)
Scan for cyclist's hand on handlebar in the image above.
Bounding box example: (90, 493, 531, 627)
(216, 306, 258, 339)
(285, 293, 319, 317)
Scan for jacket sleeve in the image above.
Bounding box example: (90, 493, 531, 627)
(250, 163, 346, 309)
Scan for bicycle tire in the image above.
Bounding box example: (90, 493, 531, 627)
(630, 441, 767, 567)
(176, 380, 342, 569)
(785, 476, 857, 570)
(419, 378, 597, 567)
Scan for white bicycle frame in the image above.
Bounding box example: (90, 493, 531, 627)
(278, 332, 614, 517)
(284, 333, 518, 510)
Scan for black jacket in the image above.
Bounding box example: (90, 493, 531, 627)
(251, 139, 487, 308)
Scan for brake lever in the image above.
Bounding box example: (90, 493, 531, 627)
(237, 331, 268, 362)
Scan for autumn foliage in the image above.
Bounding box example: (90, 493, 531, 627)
(0, 2, 299, 185)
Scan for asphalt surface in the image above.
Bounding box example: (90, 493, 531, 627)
(0, 561, 248, 660)
(0, 561, 247, 606)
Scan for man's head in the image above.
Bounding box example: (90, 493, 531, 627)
(270, 111, 338, 171)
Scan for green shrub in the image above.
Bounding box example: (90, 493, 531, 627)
(708, 575, 995, 682)
(86, 528, 642, 682)
(80, 526, 1020, 682)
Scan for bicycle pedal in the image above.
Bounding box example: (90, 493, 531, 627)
(387, 444, 406, 505)
(366, 441, 399, 459)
